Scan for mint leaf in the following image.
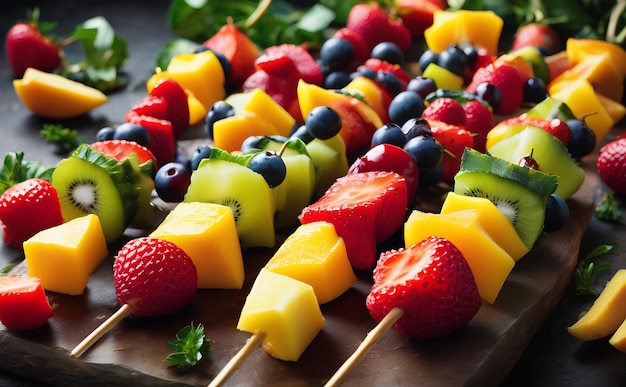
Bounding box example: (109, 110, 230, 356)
(595, 193, 624, 223)
(165, 322, 212, 371)
(41, 123, 84, 153)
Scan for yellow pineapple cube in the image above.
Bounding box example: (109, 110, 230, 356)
(237, 269, 325, 361)
(150, 202, 244, 289)
(404, 209, 515, 304)
(264, 221, 356, 304)
(23, 214, 108, 295)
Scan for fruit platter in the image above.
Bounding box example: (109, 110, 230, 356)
(2, 0, 626, 386)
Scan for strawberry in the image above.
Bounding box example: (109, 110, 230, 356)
(125, 95, 168, 122)
(0, 178, 64, 249)
(597, 138, 626, 194)
(149, 78, 190, 140)
(361, 58, 412, 86)
(466, 62, 524, 115)
(299, 171, 408, 270)
(5, 11, 60, 78)
(0, 275, 54, 330)
(90, 139, 157, 175)
(512, 23, 562, 55)
(462, 99, 494, 153)
(396, 0, 446, 38)
(259, 44, 323, 86)
(493, 115, 572, 145)
(429, 120, 474, 182)
(346, 3, 412, 52)
(366, 236, 481, 340)
(422, 98, 467, 127)
(113, 237, 197, 317)
(127, 115, 176, 169)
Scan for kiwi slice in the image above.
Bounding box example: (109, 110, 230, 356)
(453, 148, 558, 249)
(184, 158, 276, 249)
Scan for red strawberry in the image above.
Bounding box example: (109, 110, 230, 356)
(597, 138, 626, 194)
(113, 237, 197, 317)
(346, 3, 412, 52)
(260, 44, 323, 86)
(0, 178, 64, 249)
(366, 236, 481, 340)
(299, 171, 408, 270)
(5, 12, 60, 78)
(462, 99, 494, 152)
(466, 63, 524, 115)
(149, 78, 190, 140)
(0, 275, 54, 330)
(90, 139, 157, 175)
(127, 114, 176, 169)
(125, 95, 168, 122)
(396, 0, 446, 38)
(429, 120, 474, 182)
(512, 23, 562, 55)
(494, 115, 572, 145)
(361, 58, 412, 86)
(422, 98, 467, 127)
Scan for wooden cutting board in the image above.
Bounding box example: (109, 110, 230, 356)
(0, 151, 601, 387)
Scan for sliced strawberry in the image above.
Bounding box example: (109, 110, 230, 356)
(127, 114, 176, 169)
(429, 120, 474, 182)
(90, 139, 157, 176)
(299, 171, 407, 270)
(261, 44, 324, 86)
(125, 95, 168, 124)
(0, 178, 64, 249)
(0, 275, 54, 330)
(149, 78, 190, 140)
(462, 99, 494, 153)
(362, 58, 411, 86)
(366, 236, 481, 340)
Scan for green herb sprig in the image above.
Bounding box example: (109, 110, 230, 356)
(41, 123, 84, 153)
(0, 152, 55, 196)
(165, 322, 212, 371)
(574, 244, 613, 296)
(595, 193, 624, 224)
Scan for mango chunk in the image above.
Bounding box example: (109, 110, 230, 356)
(226, 88, 296, 137)
(568, 270, 626, 341)
(213, 110, 281, 152)
(566, 38, 626, 76)
(13, 68, 108, 119)
(609, 316, 626, 353)
(264, 221, 356, 304)
(404, 209, 515, 304)
(23, 214, 108, 295)
(440, 192, 529, 261)
(149, 202, 244, 289)
(237, 269, 325, 361)
(424, 10, 503, 55)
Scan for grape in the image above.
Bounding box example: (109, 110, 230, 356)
(247, 151, 287, 188)
(388, 91, 425, 126)
(305, 106, 342, 140)
(190, 144, 213, 170)
(371, 42, 404, 65)
(544, 194, 569, 232)
(403, 135, 444, 170)
(371, 123, 407, 148)
(113, 123, 150, 147)
(205, 101, 235, 139)
(154, 162, 191, 203)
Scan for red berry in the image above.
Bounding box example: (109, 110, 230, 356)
(6, 21, 60, 77)
(0, 178, 64, 249)
(126, 114, 176, 169)
(597, 138, 626, 194)
(512, 23, 562, 55)
(462, 99, 494, 153)
(0, 275, 54, 330)
(429, 120, 474, 182)
(113, 237, 197, 317)
(149, 78, 190, 140)
(422, 98, 467, 127)
(366, 236, 481, 340)
(466, 63, 524, 115)
(90, 139, 157, 174)
(346, 3, 412, 52)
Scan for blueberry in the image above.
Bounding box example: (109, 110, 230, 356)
(544, 194, 569, 232)
(388, 91, 426, 126)
(418, 49, 439, 72)
(290, 125, 315, 144)
(247, 151, 287, 188)
(437, 45, 469, 77)
(320, 37, 354, 71)
(406, 76, 437, 99)
(240, 136, 265, 154)
(474, 82, 502, 112)
(190, 144, 213, 170)
(352, 66, 376, 80)
(113, 123, 150, 147)
(371, 123, 407, 148)
(376, 71, 402, 96)
(154, 162, 191, 203)
(418, 163, 444, 187)
(460, 44, 478, 69)
(324, 71, 351, 89)
(403, 135, 444, 170)
(371, 42, 404, 65)
(523, 77, 548, 104)
(566, 119, 596, 159)
(205, 101, 235, 139)
(95, 126, 116, 141)
(401, 117, 432, 140)
(306, 106, 342, 140)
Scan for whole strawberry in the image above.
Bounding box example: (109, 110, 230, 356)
(5, 9, 60, 78)
(0, 178, 64, 249)
(429, 120, 474, 182)
(462, 99, 493, 153)
(113, 237, 197, 317)
(597, 138, 626, 194)
(466, 63, 524, 115)
(366, 236, 481, 340)
(512, 23, 562, 55)
(422, 98, 467, 127)
(346, 3, 412, 52)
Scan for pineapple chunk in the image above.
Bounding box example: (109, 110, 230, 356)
(150, 202, 244, 289)
(265, 221, 356, 304)
(23, 214, 108, 295)
(237, 269, 325, 361)
(404, 209, 515, 304)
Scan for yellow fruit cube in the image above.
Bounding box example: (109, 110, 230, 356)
(237, 269, 325, 361)
(23, 214, 108, 295)
(213, 110, 281, 152)
(566, 38, 626, 76)
(149, 202, 244, 289)
(440, 192, 529, 261)
(404, 209, 515, 304)
(264, 221, 356, 304)
(609, 316, 626, 353)
(226, 88, 295, 137)
(568, 270, 626, 341)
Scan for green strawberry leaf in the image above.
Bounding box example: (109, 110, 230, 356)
(165, 322, 212, 371)
(0, 152, 55, 196)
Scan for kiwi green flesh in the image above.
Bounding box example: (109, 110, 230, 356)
(274, 154, 316, 229)
(487, 126, 584, 199)
(52, 156, 127, 243)
(459, 148, 557, 199)
(184, 158, 276, 249)
(526, 97, 576, 121)
(454, 171, 546, 250)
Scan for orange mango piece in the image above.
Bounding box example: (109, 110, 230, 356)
(225, 88, 295, 137)
(343, 75, 390, 122)
(404, 209, 515, 304)
(424, 10, 503, 55)
(597, 93, 626, 124)
(566, 38, 626, 76)
(213, 110, 281, 152)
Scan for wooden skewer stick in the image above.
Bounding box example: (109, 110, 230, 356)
(70, 303, 134, 358)
(208, 331, 265, 387)
(324, 307, 405, 387)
